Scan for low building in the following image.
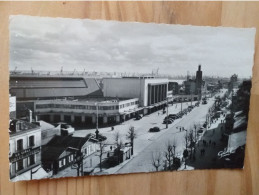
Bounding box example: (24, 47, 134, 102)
(34, 97, 140, 125)
(41, 134, 100, 175)
(9, 119, 46, 181)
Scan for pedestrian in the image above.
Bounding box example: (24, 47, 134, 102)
(209, 140, 211, 145)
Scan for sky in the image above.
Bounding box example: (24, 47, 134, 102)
(9, 15, 256, 78)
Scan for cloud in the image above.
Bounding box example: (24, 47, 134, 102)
(9, 15, 256, 78)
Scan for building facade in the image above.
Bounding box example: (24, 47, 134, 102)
(34, 97, 140, 125)
(103, 77, 169, 107)
(42, 135, 99, 175)
(9, 119, 42, 180)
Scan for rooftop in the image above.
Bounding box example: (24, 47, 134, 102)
(36, 96, 137, 103)
(9, 119, 40, 136)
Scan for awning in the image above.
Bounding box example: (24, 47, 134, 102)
(11, 166, 49, 182)
(227, 131, 247, 152)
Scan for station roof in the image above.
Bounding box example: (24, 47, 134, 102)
(10, 75, 102, 100)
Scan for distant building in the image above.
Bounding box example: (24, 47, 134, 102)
(10, 75, 102, 100)
(228, 74, 239, 91)
(183, 79, 196, 95)
(195, 65, 203, 97)
(10, 75, 144, 124)
(168, 82, 179, 95)
(103, 77, 169, 114)
(9, 75, 103, 119)
(182, 65, 204, 100)
(9, 94, 16, 119)
(9, 119, 47, 181)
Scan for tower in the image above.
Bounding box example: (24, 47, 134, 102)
(195, 65, 203, 99)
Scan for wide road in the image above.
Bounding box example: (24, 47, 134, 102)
(116, 95, 219, 174)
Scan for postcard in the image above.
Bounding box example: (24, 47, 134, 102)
(8, 15, 255, 181)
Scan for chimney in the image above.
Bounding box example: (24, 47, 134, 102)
(198, 65, 201, 71)
(28, 109, 32, 123)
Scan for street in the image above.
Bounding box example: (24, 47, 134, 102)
(116, 97, 216, 174)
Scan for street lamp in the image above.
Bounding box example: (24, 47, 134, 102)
(95, 102, 99, 139)
(166, 97, 169, 129)
(30, 165, 41, 180)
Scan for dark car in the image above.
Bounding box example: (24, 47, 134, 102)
(164, 116, 175, 121)
(163, 119, 173, 124)
(149, 127, 160, 132)
(168, 114, 178, 119)
(164, 116, 174, 121)
(135, 114, 142, 120)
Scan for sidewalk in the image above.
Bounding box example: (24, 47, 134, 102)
(186, 117, 227, 169)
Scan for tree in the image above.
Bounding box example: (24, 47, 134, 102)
(113, 132, 123, 164)
(114, 131, 121, 148)
(164, 140, 177, 171)
(126, 126, 137, 155)
(183, 149, 189, 169)
(151, 151, 162, 171)
(183, 130, 189, 149)
(188, 130, 195, 157)
(193, 123, 200, 143)
(97, 141, 106, 172)
(71, 150, 84, 176)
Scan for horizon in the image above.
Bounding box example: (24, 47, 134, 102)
(9, 15, 256, 78)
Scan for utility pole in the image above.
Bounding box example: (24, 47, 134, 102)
(181, 96, 183, 113)
(166, 97, 169, 129)
(95, 102, 99, 139)
(191, 93, 193, 106)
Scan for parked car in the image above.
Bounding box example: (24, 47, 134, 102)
(168, 114, 178, 119)
(164, 116, 175, 121)
(135, 114, 142, 120)
(149, 127, 160, 132)
(163, 119, 173, 124)
(164, 116, 174, 121)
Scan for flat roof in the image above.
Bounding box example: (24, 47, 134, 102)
(36, 96, 138, 103)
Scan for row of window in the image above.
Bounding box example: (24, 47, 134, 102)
(84, 144, 95, 156)
(59, 154, 74, 168)
(14, 154, 35, 172)
(16, 136, 35, 151)
(119, 101, 139, 109)
(36, 101, 139, 111)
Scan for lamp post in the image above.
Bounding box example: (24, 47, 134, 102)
(181, 96, 183, 113)
(166, 97, 169, 129)
(95, 102, 99, 139)
(31, 165, 41, 180)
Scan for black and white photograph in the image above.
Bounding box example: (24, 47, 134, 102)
(8, 15, 255, 181)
